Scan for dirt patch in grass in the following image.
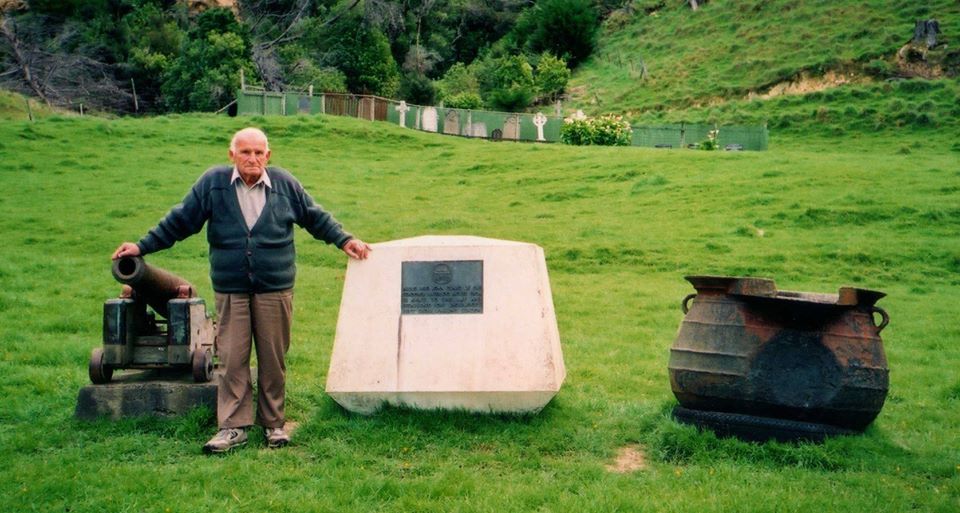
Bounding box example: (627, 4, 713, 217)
(606, 444, 648, 473)
(749, 70, 872, 100)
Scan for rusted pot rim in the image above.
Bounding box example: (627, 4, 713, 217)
(684, 275, 886, 307)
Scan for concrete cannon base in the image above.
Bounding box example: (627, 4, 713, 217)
(75, 368, 219, 421)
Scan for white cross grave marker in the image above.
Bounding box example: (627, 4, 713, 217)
(533, 112, 548, 141)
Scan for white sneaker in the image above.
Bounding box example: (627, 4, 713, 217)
(203, 428, 248, 454)
(265, 426, 290, 448)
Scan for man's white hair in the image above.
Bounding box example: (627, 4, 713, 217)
(230, 127, 270, 151)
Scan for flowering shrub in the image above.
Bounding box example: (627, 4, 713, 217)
(700, 128, 719, 150)
(561, 114, 632, 146)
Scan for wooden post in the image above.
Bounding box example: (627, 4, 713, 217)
(131, 78, 139, 112)
(79, 103, 84, 116)
(240, 68, 246, 92)
(24, 97, 33, 122)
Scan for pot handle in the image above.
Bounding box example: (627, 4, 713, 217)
(681, 294, 697, 314)
(871, 306, 889, 333)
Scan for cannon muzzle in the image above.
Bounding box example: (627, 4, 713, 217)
(111, 256, 195, 317)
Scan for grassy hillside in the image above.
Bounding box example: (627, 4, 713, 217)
(0, 113, 957, 512)
(569, 0, 960, 133)
(0, 90, 76, 120)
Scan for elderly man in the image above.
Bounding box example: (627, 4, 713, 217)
(113, 127, 371, 453)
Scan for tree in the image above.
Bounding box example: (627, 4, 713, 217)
(0, 10, 133, 111)
(534, 52, 570, 102)
(513, 0, 598, 67)
(479, 54, 535, 112)
(318, 14, 399, 97)
(161, 8, 256, 112)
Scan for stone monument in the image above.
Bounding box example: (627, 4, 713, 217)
(326, 235, 566, 414)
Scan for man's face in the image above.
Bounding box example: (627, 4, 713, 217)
(229, 133, 271, 183)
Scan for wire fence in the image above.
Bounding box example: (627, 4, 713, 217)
(236, 90, 768, 151)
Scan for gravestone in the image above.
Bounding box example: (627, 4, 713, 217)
(465, 122, 487, 138)
(533, 112, 548, 142)
(326, 235, 566, 414)
(422, 107, 438, 132)
(444, 110, 460, 135)
(503, 115, 520, 140)
(396, 101, 410, 128)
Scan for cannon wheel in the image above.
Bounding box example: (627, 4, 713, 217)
(192, 349, 214, 383)
(89, 348, 113, 384)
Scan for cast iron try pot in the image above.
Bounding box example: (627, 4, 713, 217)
(669, 276, 889, 432)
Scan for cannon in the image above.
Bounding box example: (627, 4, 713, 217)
(89, 256, 217, 384)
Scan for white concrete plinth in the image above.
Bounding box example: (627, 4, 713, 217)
(326, 235, 565, 414)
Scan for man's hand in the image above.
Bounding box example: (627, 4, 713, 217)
(112, 242, 141, 260)
(342, 239, 372, 260)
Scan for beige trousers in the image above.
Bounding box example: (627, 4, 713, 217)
(214, 289, 293, 429)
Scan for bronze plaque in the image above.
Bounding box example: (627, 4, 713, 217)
(401, 260, 483, 314)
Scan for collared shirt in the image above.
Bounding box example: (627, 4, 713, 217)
(231, 167, 272, 230)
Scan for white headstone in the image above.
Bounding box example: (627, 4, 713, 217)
(533, 112, 548, 141)
(503, 115, 520, 140)
(326, 235, 566, 415)
(396, 101, 409, 128)
(465, 122, 487, 138)
(422, 107, 438, 132)
(444, 110, 460, 134)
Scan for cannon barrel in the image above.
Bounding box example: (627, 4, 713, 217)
(111, 256, 195, 318)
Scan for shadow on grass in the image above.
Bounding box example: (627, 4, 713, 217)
(640, 401, 915, 472)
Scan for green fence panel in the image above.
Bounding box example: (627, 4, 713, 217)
(237, 91, 260, 115)
(237, 91, 766, 150)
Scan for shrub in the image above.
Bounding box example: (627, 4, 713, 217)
(590, 114, 632, 145)
(399, 72, 436, 105)
(444, 92, 483, 110)
(700, 129, 720, 150)
(561, 114, 631, 146)
(560, 118, 594, 145)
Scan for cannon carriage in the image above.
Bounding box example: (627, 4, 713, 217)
(89, 256, 217, 384)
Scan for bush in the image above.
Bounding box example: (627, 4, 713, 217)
(399, 72, 436, 105)
(444, 92, 483, 110)
(699, 129, 720, 150)
(561, 114, 631, 146)
(560, 118, 594, 145)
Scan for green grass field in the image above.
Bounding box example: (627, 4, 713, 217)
(1, 113, 958, 512)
